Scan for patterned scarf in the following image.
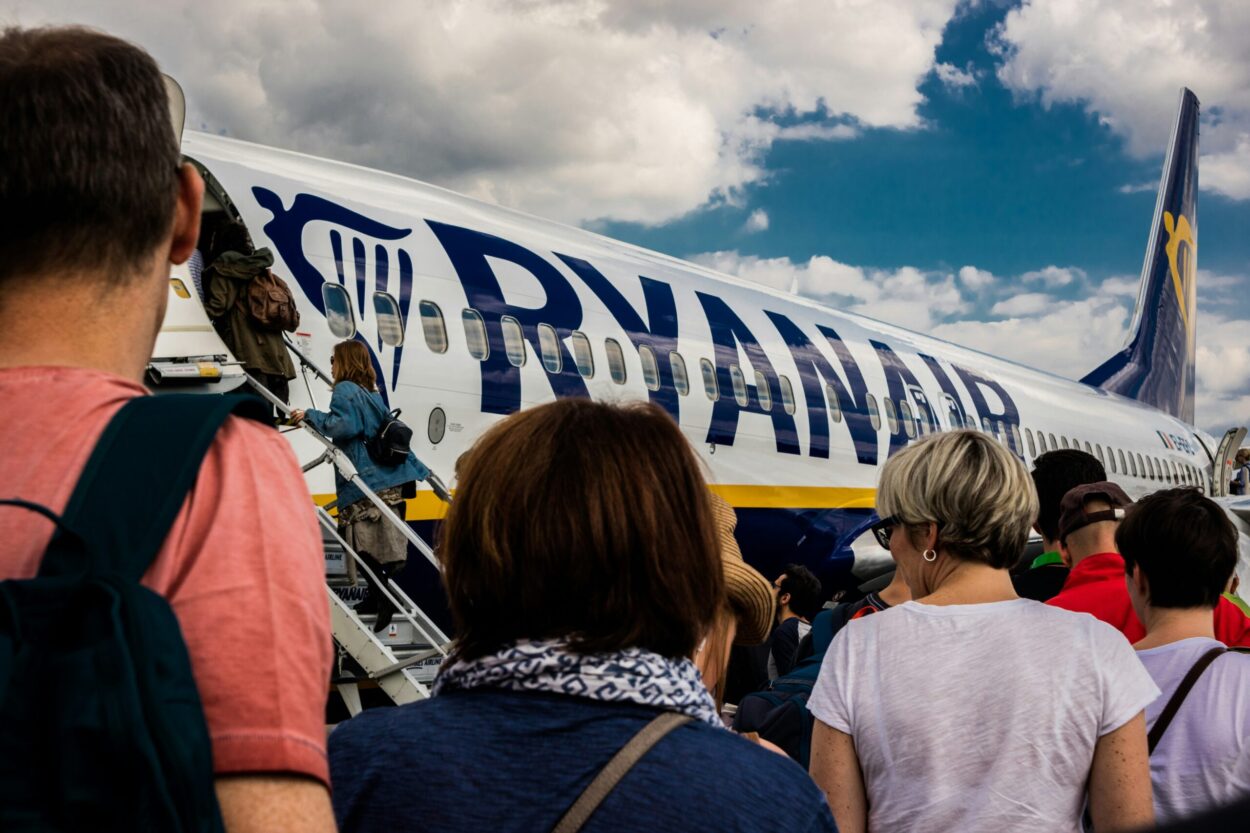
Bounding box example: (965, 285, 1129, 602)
(432, 638, 724, 728)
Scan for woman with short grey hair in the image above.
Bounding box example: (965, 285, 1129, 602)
(808, 430, 1158, 833)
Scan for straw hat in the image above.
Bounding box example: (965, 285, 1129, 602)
(709, 493, 776, 645)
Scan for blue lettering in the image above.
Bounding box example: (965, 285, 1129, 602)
(557, 255, 681, 420)
(952, 365, 1023, 456)
(918, 353, 972, 429)
(765, 312, 878, 465)
(426, 221, 588, 415)
(697, 293, 799, 454)
(870, 340, 929, 457)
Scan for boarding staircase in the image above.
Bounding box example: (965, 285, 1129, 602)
(245, 338, 455, 714)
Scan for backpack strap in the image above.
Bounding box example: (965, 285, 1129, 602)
(39, 394, 270, 581)
(551, 711, 691, 833)
(1147, 645, 1226, 754)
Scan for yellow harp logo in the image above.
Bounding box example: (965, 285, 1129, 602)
(1163, 211, 1196, 336)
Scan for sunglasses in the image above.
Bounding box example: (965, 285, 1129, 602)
(870, 515, 900, 550)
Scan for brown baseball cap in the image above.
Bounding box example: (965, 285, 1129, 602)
(1058, 481, 1133, 542)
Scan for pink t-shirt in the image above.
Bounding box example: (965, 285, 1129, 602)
(0, 366, 332, 786)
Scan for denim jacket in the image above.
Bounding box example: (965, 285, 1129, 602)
(303, 381, 429, 510)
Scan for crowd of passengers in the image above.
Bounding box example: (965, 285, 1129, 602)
(325, 399, 1250, 833)
(7, 24, 1250, 833)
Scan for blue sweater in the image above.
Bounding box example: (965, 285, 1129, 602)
(303, 381, 428, 509)
(329, 689, 837, 833)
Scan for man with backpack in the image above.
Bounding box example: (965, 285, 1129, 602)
(0, 26, 335, 832)
(204, 220, 299, 403)
(1119, 488, 1250, 823)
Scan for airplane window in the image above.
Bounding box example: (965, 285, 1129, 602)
(1060, 436, 1070, 449)
(1170, 460, 1180, 484)
(373, 292, 405, 347)
(1095, 444, 1105, 466)
(605, 338, 627, 384)
(701, 359, 718, 400)
(827, 384, 843, 423)
(947, 404, 960, 430)
(900, 400, 917, 439)
(639, 345, 660, 391)
(884, 398, 899, 435)
(1036, 432, 1047, 453)
(323, 283, 356, 339)
(1148, 457, 1158, 481)
(571, 331, 594, 378)
(1117, 449, 1127, 475)
(866, 394, 881, 431)
(1048, 433, 1058, 450)
(670, 352, 689, 396)
(1107, 447, 1116, 474)
(729, 365, 748, 407)
(417, 301, 448, 353)
(981, 416, 992, 434)
(1136, 453, 1146, 478)
(1083, 440, 1093, 455)
(461, 308, 489, 360)
(1025, 428, 1036, 457)
(501, 316, 526, 368)
(537, 323, 562, 374)
(779, 375, 796, 415)
(754, 371, 773, 411)
(1011, 424, 1022, 453)
(1129, 453, 1139, 477)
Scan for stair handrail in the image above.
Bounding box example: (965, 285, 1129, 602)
(244, 375, 443, 571)
(317, 507, 451, 652)
(283, 332, 334, 386)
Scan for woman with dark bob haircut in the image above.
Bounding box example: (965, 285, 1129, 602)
(328, 399, 834, 833)
(808, 430, 1158, 833)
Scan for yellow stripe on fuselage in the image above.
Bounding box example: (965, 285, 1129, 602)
(314, 485, 877, 522)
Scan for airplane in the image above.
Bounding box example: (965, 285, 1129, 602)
(152, 85, 1249, 626)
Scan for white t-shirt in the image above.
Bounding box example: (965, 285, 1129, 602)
(1137, 637, 1250, 823)
(808, 599, 1159, 833)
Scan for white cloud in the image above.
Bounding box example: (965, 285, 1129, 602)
(990, 292, 1052, 317)
(958, 265, 996, 290)
(741, 208, 770, 233)
(9, 0, 962, 225)
(690, 250, 966, 332)
(1022, 265, 1083, 288)
(775, 123, 861, 141)
(993, 0, 1250, 200)
(934, 62, 977, 90)
(1117, 182, 1156, 195)
(1202, 135, 1250, 200)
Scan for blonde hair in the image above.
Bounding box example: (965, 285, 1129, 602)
(877, 430, 1038, 569)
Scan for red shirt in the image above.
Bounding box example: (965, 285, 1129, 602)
(0, 367, 332, 785)
(1047, 551, 1250, 647)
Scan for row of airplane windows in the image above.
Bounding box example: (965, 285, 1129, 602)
(325, 287, 1206, 492)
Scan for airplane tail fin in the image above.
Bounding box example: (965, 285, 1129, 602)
(1081, 88, 1199, 424)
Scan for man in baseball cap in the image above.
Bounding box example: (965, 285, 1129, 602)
(1047, 482, 1250, 646)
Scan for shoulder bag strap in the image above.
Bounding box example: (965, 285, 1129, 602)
(1147, 645, 1226, 754)
(551, 711, 692, 833)
(39, 393, 270, 580)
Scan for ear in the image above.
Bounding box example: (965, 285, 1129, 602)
(778, 592, 791, 608)
(922, 521, 939, 552)
(168, 162, 204, 265)
(1058, 540, 1073, 568)
(1129, 562, 1150, 600)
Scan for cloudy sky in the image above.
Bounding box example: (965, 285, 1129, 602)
(9, 0, 1250, 432)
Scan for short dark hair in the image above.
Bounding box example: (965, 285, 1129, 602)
(779, 563, 823, 619)
(1117, 488, 1238, 609)
(441, 399, 724, 662)
(0, 26, 180, 288)
(1031, 450, 1106, 541)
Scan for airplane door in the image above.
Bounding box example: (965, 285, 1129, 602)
(1213, 427, 1247, 497)
(906, 386, 939, 435)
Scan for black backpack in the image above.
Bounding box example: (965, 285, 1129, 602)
(0, 394, 268, 833)
(733, 673, 819, 767)
(364, 403, 414, 468)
